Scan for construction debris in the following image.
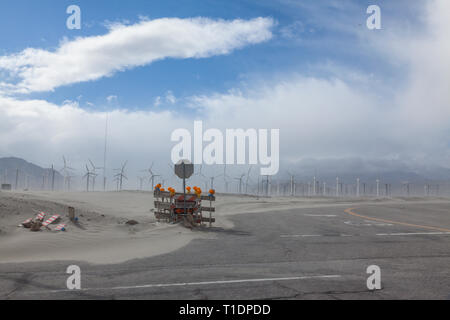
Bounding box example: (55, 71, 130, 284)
(42, 215, 61, 228)
(55, 224, 66, 232)
(30, 221, 42, 232)
(19, 211, 66, 232)
(68, 207, 76, 221)
(35, 212, 45, 221)
(21, 218, 33, 228)
(153, 186, 216, 227)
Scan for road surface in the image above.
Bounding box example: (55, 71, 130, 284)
(1, 201, 450, 300)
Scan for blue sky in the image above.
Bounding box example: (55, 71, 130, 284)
(0, 0, 449, 187)
(0, 0, 421, 110)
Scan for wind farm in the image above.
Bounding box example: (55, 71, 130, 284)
(1, 157, 450, 300)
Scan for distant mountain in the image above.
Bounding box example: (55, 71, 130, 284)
(281, 157, 450, 183)
(0, 157, 63, 190)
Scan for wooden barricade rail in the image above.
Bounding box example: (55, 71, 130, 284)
(153, 189, 216, 226)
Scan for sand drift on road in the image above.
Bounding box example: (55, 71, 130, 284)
(0, 191, 449, 265)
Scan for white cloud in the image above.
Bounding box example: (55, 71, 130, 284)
(0, 1, 449, 185)
(165, 91, 176, 104)
(153, 96, 162, 107)
(0, 17, 274, 94)
(106, 95, 118, 103)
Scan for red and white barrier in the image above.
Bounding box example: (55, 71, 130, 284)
(54, 224, 66, 231)
(42, 215, 60, 227)
(35, 212, 46, 221)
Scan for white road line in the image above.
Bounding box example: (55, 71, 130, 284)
(376, 232, 450, 236)
(27, 275, 342, 294)
(344, 221, 393, 226)
(280, 234, 354, 238)
(303, 214, 337, 217)
(280, 234, 322, 238)
(281, 232, 450, 238)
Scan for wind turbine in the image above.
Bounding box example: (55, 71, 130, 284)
(61, 156, 75, 191)
(89, 159, 103, 192)
(201, 167, 223, 190)
(83, 164, 97, 192)
(142, 162, 160, 190)
(402, 181, 410, 196)
(244, 166, 253, 194)
(235, 173, 245, 194)
(192, 164, 208, 191)
(114, 161, 128, 191)
(223, 165, 232, 193)
(287, 171, 295, 197)
(137, 176, 146, 190)
(66, 174, 75, 191)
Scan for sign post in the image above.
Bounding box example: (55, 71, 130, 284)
(174, 160, 194, 216)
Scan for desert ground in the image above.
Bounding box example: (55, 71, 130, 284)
(0, 190, 449, 299)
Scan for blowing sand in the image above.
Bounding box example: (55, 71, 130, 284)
(0, 190, 448, 265)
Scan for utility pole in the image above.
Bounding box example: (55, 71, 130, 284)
(336, 177, 339, 197)
(15, 168, 19, 190)
(290, 175, 294, 197)
(51, 165, 55, 191)
(313, 176, 316, 196)
(356, 178, 360, 197)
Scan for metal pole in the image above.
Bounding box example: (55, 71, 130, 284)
(15, 168, 19, 190)
(209, 198, 212, 228)
(183, 163, 186, 217)
(51, 165, 55, 191)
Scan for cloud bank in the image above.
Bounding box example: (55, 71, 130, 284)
(0, 17, 274, 94)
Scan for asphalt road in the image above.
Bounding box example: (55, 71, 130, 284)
(1, 201, 450, 300)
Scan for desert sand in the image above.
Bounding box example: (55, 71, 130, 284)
(1, 190, 448, 265)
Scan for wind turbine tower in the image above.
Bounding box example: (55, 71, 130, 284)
(356, 178, 360, 197)
(114, 161, 128, 191)
(336, 177, 339, 197)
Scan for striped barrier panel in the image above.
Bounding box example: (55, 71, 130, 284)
(54, 224, 66, 231)
(35, 212, 46, 221)
(42, 215, 60, 227)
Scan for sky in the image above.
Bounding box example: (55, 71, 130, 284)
(0, 0, 449, 188)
